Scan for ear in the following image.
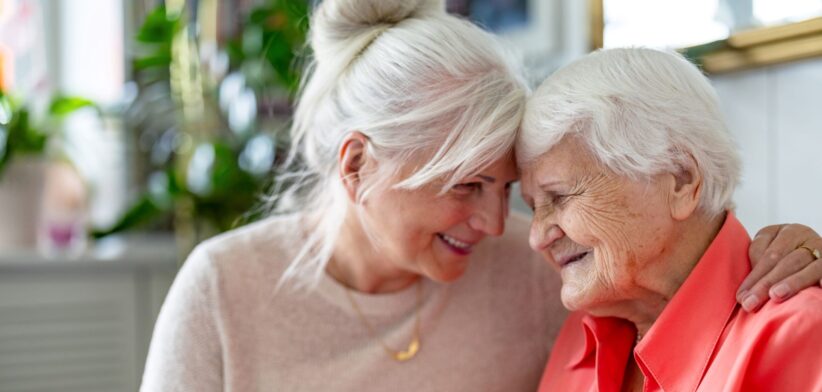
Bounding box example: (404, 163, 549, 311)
(667, 153, 703, 221)
(338, 131, 370, 202)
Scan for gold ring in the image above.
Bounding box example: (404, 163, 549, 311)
(798, 245, 822, 259)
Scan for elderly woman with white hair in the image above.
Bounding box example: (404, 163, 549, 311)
(141, 1, 822, 390)
(522, 48, 822, 391)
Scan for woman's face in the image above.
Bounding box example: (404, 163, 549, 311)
(362, 152, 518, 283)
(520, 136, 677, 314)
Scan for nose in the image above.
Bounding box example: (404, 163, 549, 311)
(529, 216, 564, 252)
(468, 190, 508, 236)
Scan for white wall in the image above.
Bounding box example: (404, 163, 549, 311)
(713, 57, 822, 234)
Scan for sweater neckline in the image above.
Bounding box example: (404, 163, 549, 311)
(317, 272, 437, 316)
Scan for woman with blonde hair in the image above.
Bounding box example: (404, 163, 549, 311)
(141, 2, 822, 391)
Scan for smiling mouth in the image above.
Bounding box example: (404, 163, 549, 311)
(437, 233, 473, 255)
(559, 251, 590, 267)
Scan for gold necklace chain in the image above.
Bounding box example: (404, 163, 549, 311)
(344, 281, 422, 362)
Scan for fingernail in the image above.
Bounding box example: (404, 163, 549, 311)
(742, 294, 760, 311)
(737, 289, 748, 300)
(771, 284, 791, 299)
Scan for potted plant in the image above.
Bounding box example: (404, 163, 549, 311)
(0, 90, 97, 250)
(97, 1, 309, 255)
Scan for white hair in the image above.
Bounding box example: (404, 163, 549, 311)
(269, 0, 527, 289)
(518, 48, 740, 217)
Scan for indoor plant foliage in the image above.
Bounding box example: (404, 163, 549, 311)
(0, 91, 96, 178)
(0, 89, 98, 249)
(99, 0, 309, 249)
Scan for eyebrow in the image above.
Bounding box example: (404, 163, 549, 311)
(477, 175, 496, 184)
(539, 179, 565, 188)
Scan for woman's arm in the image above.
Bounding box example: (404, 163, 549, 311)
(737, 224, 822, 311)
(140, 246, 224, 392)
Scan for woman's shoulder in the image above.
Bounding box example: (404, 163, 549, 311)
(725, 286, 822, 355)
(747, 287, 822, 327)
(198, 213, 300, 257)
(706, 287, 822, 389)
(181, 214, 303, 287)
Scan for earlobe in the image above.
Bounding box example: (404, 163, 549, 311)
(668, 155, 703, 221)
(339, 132, 369, 202)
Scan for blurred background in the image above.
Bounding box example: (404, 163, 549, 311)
(0, 0, 820, 390)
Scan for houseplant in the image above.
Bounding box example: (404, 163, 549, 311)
(0, 90, 97, 249)
(96, 0, 309, 254)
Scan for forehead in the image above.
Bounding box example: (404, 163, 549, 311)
(520, 136, 598, 192)
(412, 150, 519, 193)
(490, 151, 518, 176)
(470, 150, 518, 182)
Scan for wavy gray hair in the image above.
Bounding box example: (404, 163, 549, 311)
(518, 48, 740, 217)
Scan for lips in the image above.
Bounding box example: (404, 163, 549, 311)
(556, 250, 591, 267)
(437, 233, 475, 256)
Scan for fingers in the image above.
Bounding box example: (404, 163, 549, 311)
(737, 225, 786, 301)
(768, 258, 822, 303)
(739, 224, 818, 298)
(747, 225, 781, 267)
(738, 248, 815, 311)
(756, 224, 813, 262)
(738, 235, 822, 312)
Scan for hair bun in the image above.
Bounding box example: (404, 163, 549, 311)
(311, 0, 444, 64)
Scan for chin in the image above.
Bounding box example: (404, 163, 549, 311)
(428, 268, 468, 283)
(438, 269, 467, 282)
(560, 284, 597, 312)
(558, 260, 604, 311)
(422, 259, 469, 283)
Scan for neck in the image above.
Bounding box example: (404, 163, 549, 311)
(326, 207, 420, 294)
(600, 212, 727, 338)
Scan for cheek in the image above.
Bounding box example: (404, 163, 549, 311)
(564, 196, 633, 254)
(427, 198, 476, 229)
(576, 194, 673, 290)
(365, 192, 426, 242)
(391, 197, 475, 249)
(562, 196, 643, 287)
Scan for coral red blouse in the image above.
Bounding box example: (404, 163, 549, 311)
(538, 213, 822, 392)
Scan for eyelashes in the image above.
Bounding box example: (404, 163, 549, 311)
(531, 190, 583, 213)
(451, 181, 514, 197)
(451, 182, 482, 196)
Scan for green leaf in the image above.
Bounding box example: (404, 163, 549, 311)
(11, 109, 48, 153)
(91, 194, 167, 238)
(136, 5, 181, 44)
(0, 92, 13, 125)
(49, 96, 98, 117)
(133, 54, 173, 70)
(0, 124, 9, 177)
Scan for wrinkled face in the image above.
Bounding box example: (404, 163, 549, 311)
(362, 152, 518, 283)
(520, 136, 676, 314)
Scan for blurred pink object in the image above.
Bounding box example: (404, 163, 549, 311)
(37, 161, 88, 258)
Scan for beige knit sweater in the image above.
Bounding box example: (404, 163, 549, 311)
(140, 212, 567, 392)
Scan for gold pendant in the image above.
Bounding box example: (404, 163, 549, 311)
(392, 337, 420, 361)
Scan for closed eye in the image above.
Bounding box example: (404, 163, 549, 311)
(551, 193, 568, 204)
(549, 190, 584, 206)
(452, 182, 482, 195)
